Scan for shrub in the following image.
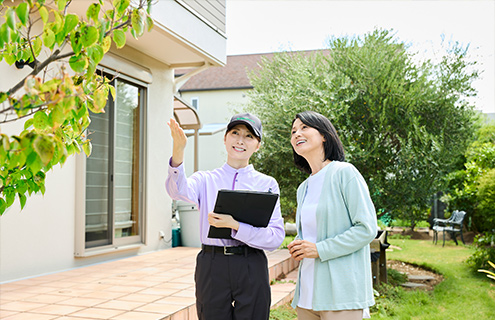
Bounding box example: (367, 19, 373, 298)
(476, 169, 495, 232)
(466, 232, 495, 272)
(387, 268, 408, 286)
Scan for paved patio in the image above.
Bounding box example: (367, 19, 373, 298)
(0, 247, 298, 320)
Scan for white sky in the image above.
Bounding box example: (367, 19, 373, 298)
(225, 0, 495, 114)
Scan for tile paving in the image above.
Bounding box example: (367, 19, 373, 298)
(1, 247, 298, 320)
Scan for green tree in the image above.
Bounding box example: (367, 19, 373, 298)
(444, 123, 495, 231)
(0, 0, 153, 215)
(247, 29, 479, 228)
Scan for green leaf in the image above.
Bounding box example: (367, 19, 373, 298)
(0, 24, 10, 45)
(64, 14, 79, 36)
(86, 57, 97, 78)
(33, 135, 55, 166)
(1, 134, 10, 151)
(68, 54, 88, 73)
(15, 2, 30, 26)
(112, 29, 126, 48)
(81, 25, 98, 47)
(5, 188, 15, 207)
(92, 89, 108, 112)
(18, 192, 27, 209)
(108, 85, 116, 100)
(43, 28, 55, 48)
(82, 141, 92, 156)
(6, 8, 16, 30)
(24, 118, 34, 130)
(26, 151, 42, 174)
(86, 3, 100, 22)
(87, 45, 104, 64)
(38, 6, 48, 24)
(131, 9, 145, 37)
(114, 0, 130, 16)
(48, 104, 65, 127)
(0, 92, 7, 104)
(101, 36, 111, 53)
(33, 111, 49, 130)
(146, 16, 154, 32)
(56, 0, 67, 11)
(70, 31, 82, 55)
(33, 37, 42, 56)
(0, 199, 6, 216)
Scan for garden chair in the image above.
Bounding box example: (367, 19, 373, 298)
(432, 210, 466, 246)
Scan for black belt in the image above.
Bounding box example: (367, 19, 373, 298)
(201, 244, 259, 256)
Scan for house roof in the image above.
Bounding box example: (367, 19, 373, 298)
(177, 50, 328, 92)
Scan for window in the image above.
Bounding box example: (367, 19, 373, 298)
(84, 78, 145, 249)
(191, 97, 199, 110)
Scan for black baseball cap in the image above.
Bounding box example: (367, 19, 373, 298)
(226, 113, 263, 140)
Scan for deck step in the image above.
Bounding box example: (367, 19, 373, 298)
(270, 268, 298, 308)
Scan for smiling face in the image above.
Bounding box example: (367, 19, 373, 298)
(224, 124, 261, 168)
(291, 118, 326, 161)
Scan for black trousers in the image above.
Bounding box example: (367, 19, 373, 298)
(195, 247, 271, 320)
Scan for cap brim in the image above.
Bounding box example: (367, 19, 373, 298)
(227, 120, 261, 139)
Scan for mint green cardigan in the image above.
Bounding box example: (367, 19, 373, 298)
(291, 161, 377, 311)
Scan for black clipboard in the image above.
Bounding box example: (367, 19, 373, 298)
(207, 189, 279, 239)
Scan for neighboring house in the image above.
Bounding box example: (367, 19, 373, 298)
(0, 0, 226, 283)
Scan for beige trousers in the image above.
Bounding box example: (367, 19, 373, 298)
(296, 307, 364, 320)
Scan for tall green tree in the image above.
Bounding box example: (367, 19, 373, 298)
(0, 0, 153, 215)
(444, 122, 495, 231)
(247, 29, 480, 229)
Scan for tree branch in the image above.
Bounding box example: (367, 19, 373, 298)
(7, 49, 62, 96)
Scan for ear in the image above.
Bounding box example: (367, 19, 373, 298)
(254, 141, 261, 153)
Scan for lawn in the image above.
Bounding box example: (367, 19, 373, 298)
(270, 237, 495, 319)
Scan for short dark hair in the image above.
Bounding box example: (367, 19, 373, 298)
(292, 111, 345, 174)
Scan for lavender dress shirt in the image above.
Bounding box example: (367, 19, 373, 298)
(165, 159, 285, 250)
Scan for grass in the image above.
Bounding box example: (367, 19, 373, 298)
(269, 238, 495, 319)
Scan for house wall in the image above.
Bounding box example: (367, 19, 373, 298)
(0, 45, 176, 282)
(178, 0, 226, 34)
(179, 88, 250, 175)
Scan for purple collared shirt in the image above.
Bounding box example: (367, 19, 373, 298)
(165, 159, 285, 250)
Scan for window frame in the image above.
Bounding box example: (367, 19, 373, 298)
(75, 72, 148, 257)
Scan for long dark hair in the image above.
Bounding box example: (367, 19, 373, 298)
(292, 111, 345, 174)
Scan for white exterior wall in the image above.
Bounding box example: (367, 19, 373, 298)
(179, 89, 250, 175)
(0, 45, 175, 282)
(0, 0, 227, 282)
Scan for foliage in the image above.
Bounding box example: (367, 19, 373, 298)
(443, 123, 495, 231)
(269, 303, 296, 320)
(271, 238, 495, 319)
(476, 169, 495, 231)
(0, 0, 153, 215)
(247, 29, 479, 226)
(279, 235, 295, 249)
(467, 232, 495, 272)
(478, 260, 495, 282)
(386, 268, 408, 286)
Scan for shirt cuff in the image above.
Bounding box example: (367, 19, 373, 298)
(231, 222, 249, 241)
(168, 157, 184, 176)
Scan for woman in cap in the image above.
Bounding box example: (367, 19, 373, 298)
(166, 113, 285, 320)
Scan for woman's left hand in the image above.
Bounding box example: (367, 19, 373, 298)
(208, 212, 240, 230)
(287, 239, 319, 261)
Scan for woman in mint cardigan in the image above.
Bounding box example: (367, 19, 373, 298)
(287, 111, 377, 320)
